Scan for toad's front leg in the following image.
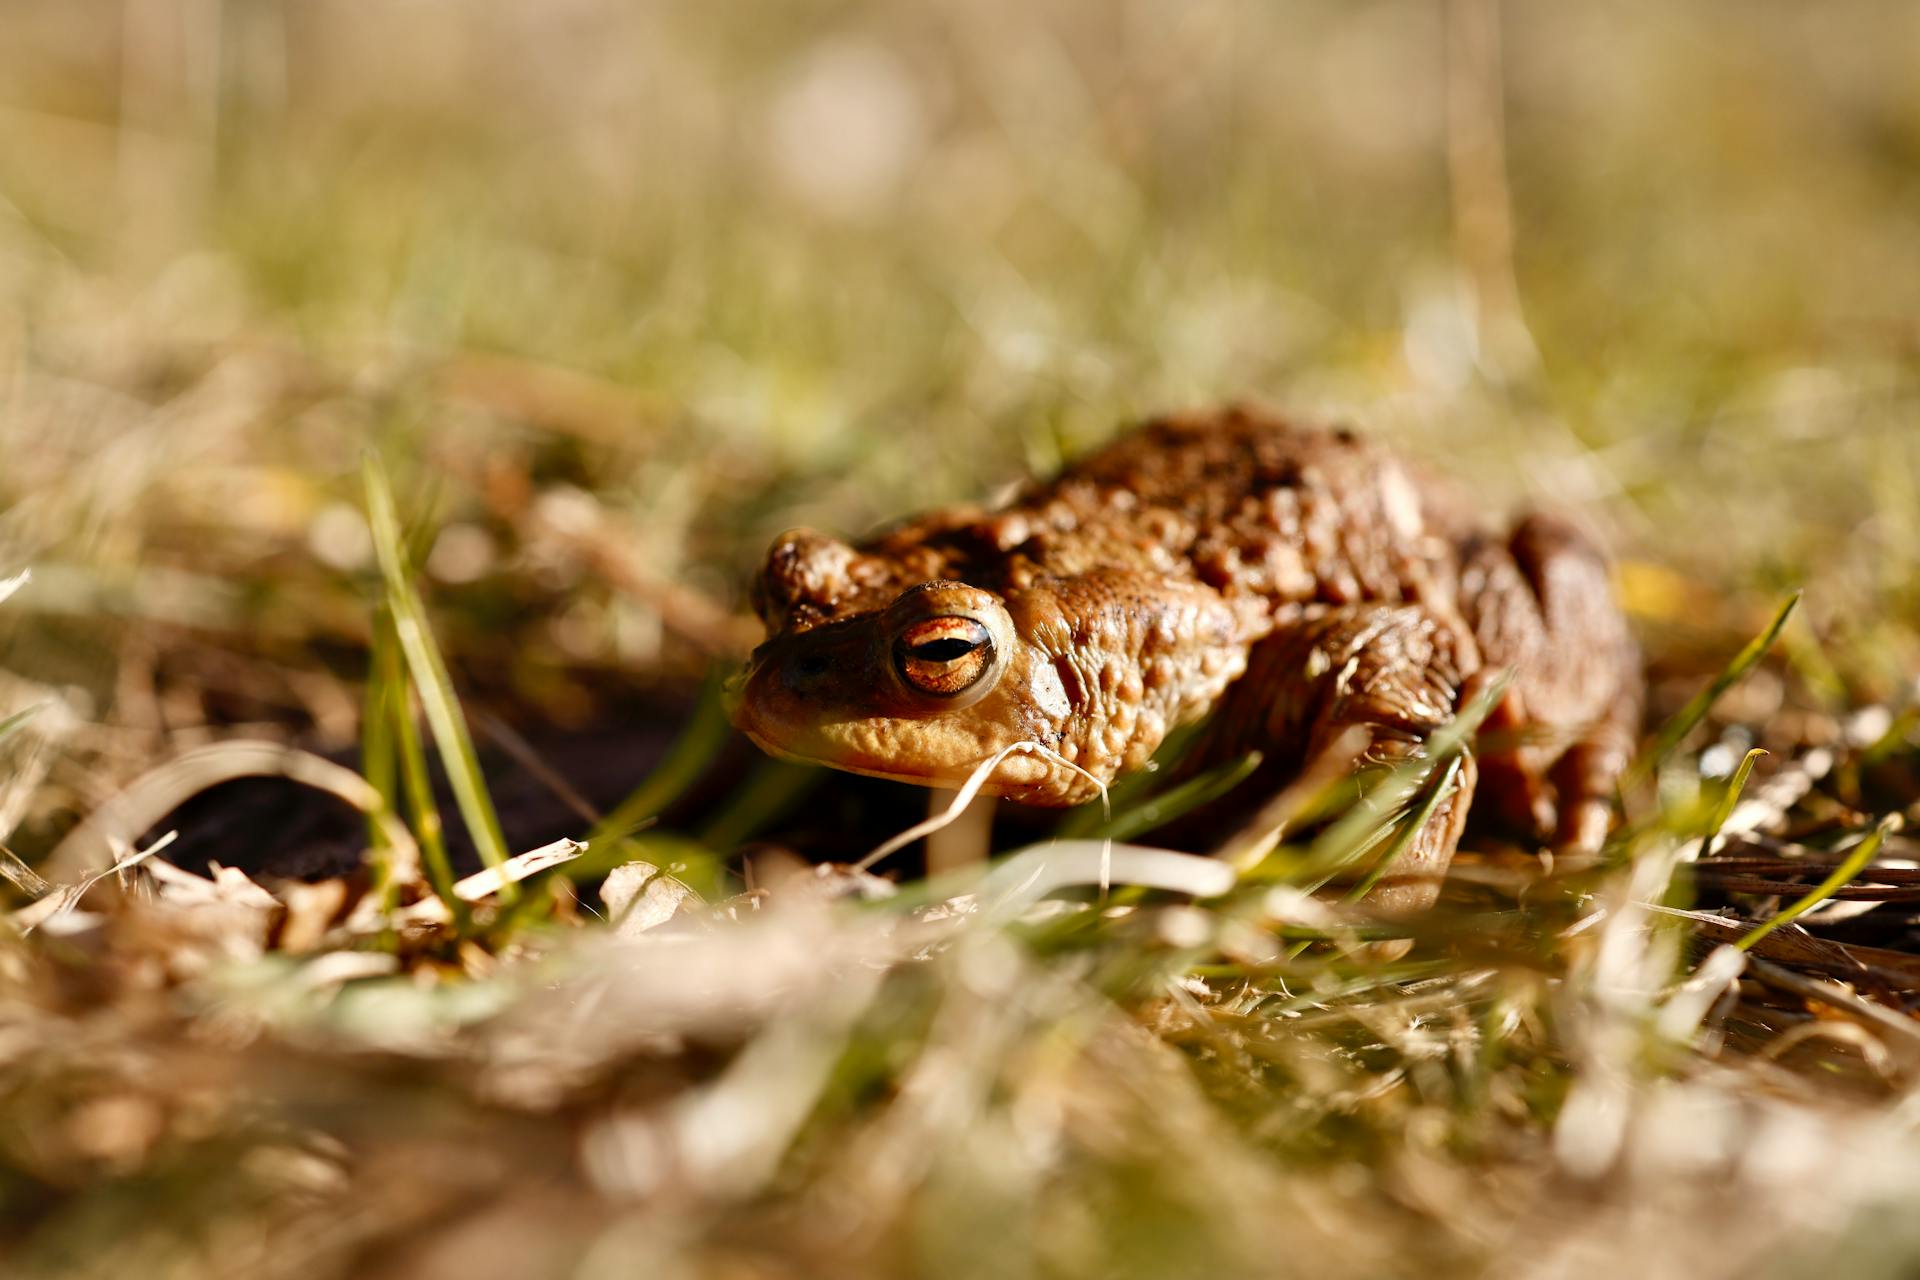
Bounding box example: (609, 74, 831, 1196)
(1208, 604, 1482, 915)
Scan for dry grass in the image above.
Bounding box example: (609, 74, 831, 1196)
(3, 3, 1920, 1277)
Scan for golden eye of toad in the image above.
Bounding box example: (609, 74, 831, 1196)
(894, 617, 994, 697)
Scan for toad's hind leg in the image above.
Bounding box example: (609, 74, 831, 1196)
(1208, 604, 1482, 915)
(1458, 513, 1642, 855)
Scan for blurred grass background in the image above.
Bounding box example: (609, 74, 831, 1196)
(4, 4, 1920, 1278)
(3, 0, 1918, 752)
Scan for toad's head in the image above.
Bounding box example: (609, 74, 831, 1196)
(727, 530, 1092, 804)
(727, 528, 1252, 806)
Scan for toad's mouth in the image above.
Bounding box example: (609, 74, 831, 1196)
(731, 705, 1099, 809)
(725, 679, 956, 790)
(733, 720, 950, 791)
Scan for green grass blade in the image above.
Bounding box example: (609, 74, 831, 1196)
(1736, 814, 1901, 952)
(586, 674, 733, 851)
(1285, 675, 1506, 885)
(1276, 755, 1463, 961)
(698, 759, 821, 853)
(361, 626, 398, 822)
(0, 703, 45, 747)
(1630, 591, 1800, 785)
(1054, 718, 1212, 837)
(374, 607, 463, 925)
(360, 606, 402, 912)
(1702, 747, 1767, 856)
(1779, 616, 1848, 712)
(1343, 755, 1466, 902)
(1081, 752, 1264, 844)
(363, 453, 515, 901)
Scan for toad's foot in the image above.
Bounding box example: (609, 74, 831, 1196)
(1206, 603, 1481, 918)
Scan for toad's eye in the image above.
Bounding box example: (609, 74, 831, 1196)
(894, 616, 995, 697)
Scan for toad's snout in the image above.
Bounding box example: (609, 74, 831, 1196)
(726, 622, 877, 754)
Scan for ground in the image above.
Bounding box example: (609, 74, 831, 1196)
(2, 3, 1920, 1278)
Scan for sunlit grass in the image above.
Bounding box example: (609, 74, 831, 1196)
(1, 3, 1919, 1278)
(363, 454, 515, 899)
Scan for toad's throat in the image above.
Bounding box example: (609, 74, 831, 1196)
(736, 718, 1092, 803)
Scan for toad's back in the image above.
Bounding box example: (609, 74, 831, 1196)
(845, 410, 1463, 636)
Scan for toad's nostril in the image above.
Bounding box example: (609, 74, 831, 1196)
(791, 653, 831, 683)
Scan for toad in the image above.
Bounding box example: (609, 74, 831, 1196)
(729, 408, 1642, 910)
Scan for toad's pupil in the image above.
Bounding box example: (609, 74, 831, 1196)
(912, 638, 978, 662)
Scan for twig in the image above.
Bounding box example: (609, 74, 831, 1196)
(1745, 954, 1920, 1059)
(473, 709, 603, 827)
(1444, 0, 1537, 382)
